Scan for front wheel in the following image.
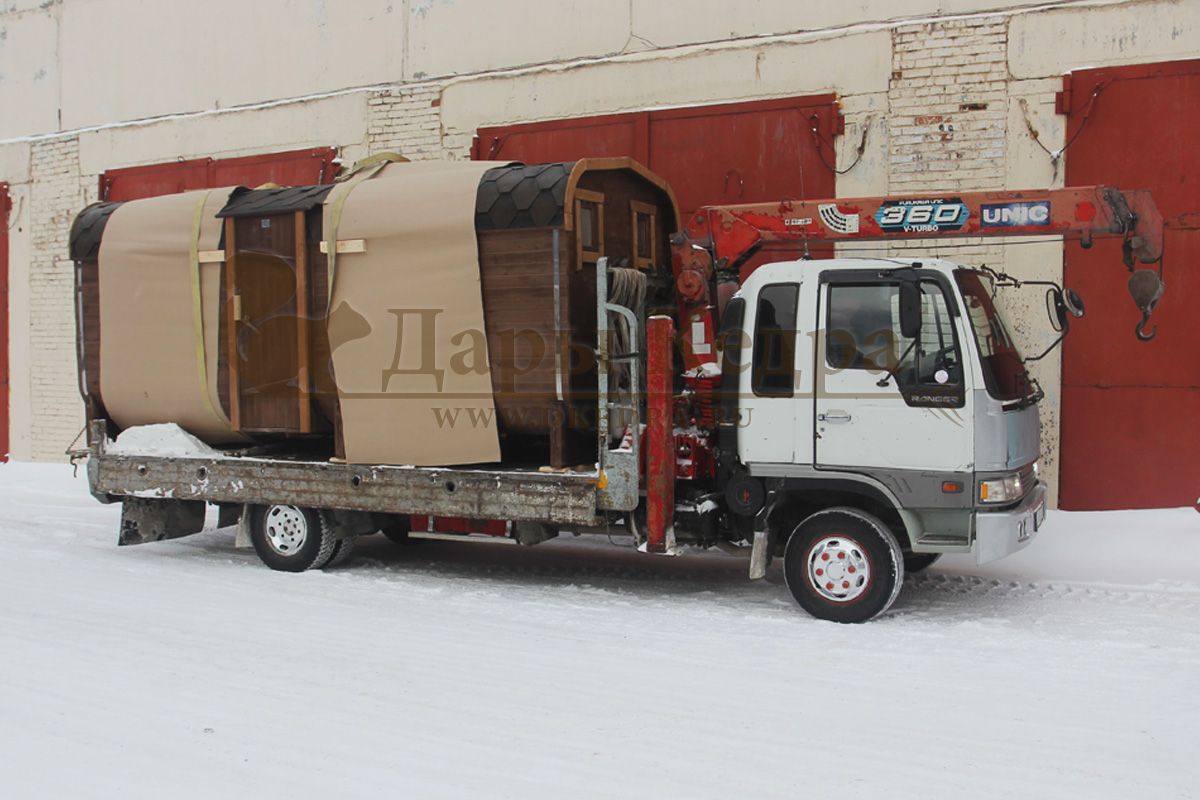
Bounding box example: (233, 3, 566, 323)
(783, 508, 905, 623)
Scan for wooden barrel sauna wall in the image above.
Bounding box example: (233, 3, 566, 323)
(72, 157, 679, 467)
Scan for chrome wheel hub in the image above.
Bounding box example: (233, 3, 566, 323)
(807, 536, 871, 602)
(264, 505, 308, 556)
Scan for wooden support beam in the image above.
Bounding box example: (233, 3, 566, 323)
(294, 210, 312, 434)
(223, 218, 240, 432)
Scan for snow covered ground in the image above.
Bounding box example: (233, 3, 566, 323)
(1, 462, 1198, 799)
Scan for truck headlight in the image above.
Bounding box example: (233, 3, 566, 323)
(979, 472, 1023, 504)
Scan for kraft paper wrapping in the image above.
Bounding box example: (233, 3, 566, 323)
(323, 161, 509, 466)
(98, 188, 244, 443)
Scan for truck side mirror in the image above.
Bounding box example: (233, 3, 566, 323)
(899, 282, 922, 339)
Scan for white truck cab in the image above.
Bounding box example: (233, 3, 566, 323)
(727, 258, 1047, 594)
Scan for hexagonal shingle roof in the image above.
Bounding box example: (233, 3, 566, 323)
(475, 162, 575, 230)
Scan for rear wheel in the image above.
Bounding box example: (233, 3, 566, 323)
(378, 514, 413, 546)
(904, 552, 942, 574)
(325, 535, 357, 568)
(783, 508, 905, 623)
(250, 504, 337, 572)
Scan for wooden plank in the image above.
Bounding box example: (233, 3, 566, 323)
(294, 210, 312, 433)
(318, 239, 366, 254)
(223, 217, 240, 431)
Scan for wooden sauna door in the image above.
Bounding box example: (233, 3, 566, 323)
(232, 214, 301, 431)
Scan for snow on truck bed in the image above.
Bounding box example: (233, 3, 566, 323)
(106, 422, 221, 458)
(1, 462, 1197, 799)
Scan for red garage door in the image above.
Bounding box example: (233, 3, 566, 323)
(1, 182, 9, 461)
(1059, 60, 1200, 510)
(473, 95, 842, 225)
(100, 147, 340, 202)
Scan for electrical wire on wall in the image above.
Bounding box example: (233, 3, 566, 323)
(1019, 80, 1107, 182)
(811, 113, 870, 176)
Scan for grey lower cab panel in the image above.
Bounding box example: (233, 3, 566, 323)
(89, 439, 602, 529)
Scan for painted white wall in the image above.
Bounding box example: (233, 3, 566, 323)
(0, 4, 61, 139)
(75, 92, 371, 174)
(56, 0, 404, 132)
(1009, 0, 1200, 78)
(439, 29, 892, 133)
(8, 0, 1189, 142)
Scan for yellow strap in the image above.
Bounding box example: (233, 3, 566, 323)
(325, 160, 391, 305)
(189, 190, 232, 428)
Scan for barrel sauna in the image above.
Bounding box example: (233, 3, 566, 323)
(71, 157, 679, 467)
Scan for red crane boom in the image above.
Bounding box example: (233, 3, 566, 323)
(668, 185, 1165, 373)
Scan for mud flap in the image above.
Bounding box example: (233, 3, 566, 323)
(749, 530, 771, 580)
(234, 506, 254, 549)
(216, 503, 242, 528)
(118, 497, 206, 546)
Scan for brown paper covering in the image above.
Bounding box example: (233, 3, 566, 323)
(323, 161, 508, 466)
(98, 188, 244, 443)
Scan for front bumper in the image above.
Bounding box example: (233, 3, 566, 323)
(973, 482, 1047, 565)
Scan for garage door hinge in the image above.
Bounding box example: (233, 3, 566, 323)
(1055, 83, 1072, 115)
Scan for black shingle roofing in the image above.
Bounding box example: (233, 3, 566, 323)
(69, 201, 124, 261)
(475, 162, 574, 230)
(215, 185, 334, 218)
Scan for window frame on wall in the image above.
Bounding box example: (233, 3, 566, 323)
(574, 188, 605, 267)
(630, 199, 657, 269)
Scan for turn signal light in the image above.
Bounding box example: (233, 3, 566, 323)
(942, 481, 963, 494)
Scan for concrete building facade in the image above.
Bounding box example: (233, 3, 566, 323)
(1, 0, 1197, 508)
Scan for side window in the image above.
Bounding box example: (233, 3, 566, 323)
(575, 189, 604, 266)
(907, 285, 961, 386)
(826, 285, 899, 370)
(826, 281, 962, 387)
(752, 284, 799, 397)
(630, 200, 657, 269)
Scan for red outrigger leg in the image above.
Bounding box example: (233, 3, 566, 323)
(645, 315, 675, 554)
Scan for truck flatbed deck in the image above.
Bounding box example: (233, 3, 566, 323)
(87, 421, 603, 529)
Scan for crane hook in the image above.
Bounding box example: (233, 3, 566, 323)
(1128, 268, 1164, 343)
(1135, 311, 1157, 342)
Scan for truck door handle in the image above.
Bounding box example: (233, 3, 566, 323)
(818, 411, 852, 423)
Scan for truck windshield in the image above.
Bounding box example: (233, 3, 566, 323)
(953, 270, 1035, 403)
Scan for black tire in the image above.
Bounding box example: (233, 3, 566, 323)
(783, 507, 905, 623)
(378, 514, 413, 546)
(904, 552, 942, 574)
(325, 535, 357, 568)
(250, 504, 337, 573)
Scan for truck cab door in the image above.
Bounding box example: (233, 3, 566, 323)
(814, 273, 973, 473)
(737, 280, 802, 464)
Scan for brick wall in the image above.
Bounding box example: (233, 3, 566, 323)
(366, 85, 451, 160)
(889, 18, 1009, 194)
(885, 16, 1010, 264)
(27, 137, 91, 460)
